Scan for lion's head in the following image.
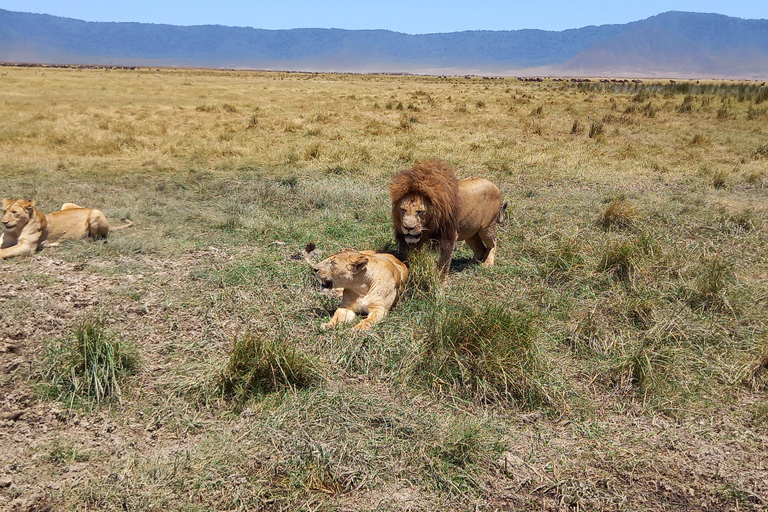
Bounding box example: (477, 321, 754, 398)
(2, 198, 35, 232)
(389, 160, 460, 249)
(312, 249, 369, 290)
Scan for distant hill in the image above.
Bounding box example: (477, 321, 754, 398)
(1, 9, 767, 78)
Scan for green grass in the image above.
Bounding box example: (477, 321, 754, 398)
(1, 67, 766, 511)
(416, 299, 551, 409)
(215, 332, 326, 407)
(39, 314, 138, 409)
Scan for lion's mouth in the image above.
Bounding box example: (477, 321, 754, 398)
(404, 234, 421, 245)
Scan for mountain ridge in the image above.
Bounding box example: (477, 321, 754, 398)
(1, 9, 766, 78)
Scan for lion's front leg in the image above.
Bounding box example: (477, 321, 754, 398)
(321, 307, 356, 330)
(438, 240, 456, 275)
(352, 306, 388, 330)
(0, 241, 38, 260)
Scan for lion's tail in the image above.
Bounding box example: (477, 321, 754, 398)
(498, 202, 508, 224)
(109, 218, 134, 232)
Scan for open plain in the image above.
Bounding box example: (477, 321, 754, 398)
(0, 66, 767, 511)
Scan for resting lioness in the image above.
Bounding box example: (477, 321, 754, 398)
(0, 199, 133, 260)
(306, 246, 409, 330)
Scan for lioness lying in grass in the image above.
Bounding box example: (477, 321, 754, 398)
(305, 244, 409, 330)
(0, 199, 133, 259)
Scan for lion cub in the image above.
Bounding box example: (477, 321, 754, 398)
(310, 248, 409, 331)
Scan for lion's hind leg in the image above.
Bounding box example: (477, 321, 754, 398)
(465, 233, 488, 264)
(477, 226, 498, 267)
(87, 210, 110, 239)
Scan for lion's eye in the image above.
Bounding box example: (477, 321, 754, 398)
(417, 210, 425, 217)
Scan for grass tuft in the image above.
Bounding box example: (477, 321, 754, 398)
(40, 315, 138, 409)
(598, 197, 638, 231)
(687, 256, 734, 312)
(216, 332, 325, 406)
(401, 246, 443, 302)
(598, 239, 640, 283)
(416, 300, 549, 409)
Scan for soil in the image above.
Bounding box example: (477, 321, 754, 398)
(1, 252, 767, 511)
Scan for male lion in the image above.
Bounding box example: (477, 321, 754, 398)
(0, 199, 133, 260)
(389, 160, 506, 274)
(307, 246, 408, 330)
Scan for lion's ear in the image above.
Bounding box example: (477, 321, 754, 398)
(29, 199, 36, 207)
(348, 253, 369, 273)
(2, 198, 8, 209)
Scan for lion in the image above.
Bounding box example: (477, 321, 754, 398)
(389, 160, 507, 274)
(305, 244, 409, 330)
(0, 199, 133, 260)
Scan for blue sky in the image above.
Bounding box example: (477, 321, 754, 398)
(1, 1, 766, 34)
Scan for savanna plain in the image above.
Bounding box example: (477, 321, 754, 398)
(0, 66, 767, 511)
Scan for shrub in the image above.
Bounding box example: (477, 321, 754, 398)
(571, 118, 582, 134)
(753, 143, 768, 159)
(598, 239, 639, 283)
(678, 95, 694, 113)
(711, 169, 729, 189)
(401, 246, 443, 304)
(598, 197, 638, 231)
(687, 256, 734, 312)
(416, 300, 548, 408)
(216, 333, 325, 405)
(588, 119, 604, 138)
(40, 315, 138, 408)
(717, 105, 733, 119)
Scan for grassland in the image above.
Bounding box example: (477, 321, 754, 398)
(0, 65, 767, 511)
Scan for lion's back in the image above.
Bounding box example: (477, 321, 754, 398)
(362, 251, 409, 289)
(456, 177, 503, 238)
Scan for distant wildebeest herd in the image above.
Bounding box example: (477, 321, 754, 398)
(2, 160, 505, 330)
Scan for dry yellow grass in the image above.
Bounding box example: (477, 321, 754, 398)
(1, 65, 767, 511)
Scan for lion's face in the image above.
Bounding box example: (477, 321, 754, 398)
(396, 193, 430, 245)
(2, 199, 33, 231)
(313, 250, 369, 289)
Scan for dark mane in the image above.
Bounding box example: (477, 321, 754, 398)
(389, 159, 461, 249)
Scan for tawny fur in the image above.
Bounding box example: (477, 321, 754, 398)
(309, 248, 408, 331)
(1, 199, 133, 259)
(389, 160, 506, 274)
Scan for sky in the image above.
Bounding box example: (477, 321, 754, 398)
(1, 1, 766, 35)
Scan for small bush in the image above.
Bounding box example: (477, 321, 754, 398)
(41, 315, 138, 408)
(196, 104, 218, 113)
(427, 419, 488, 493)
(598, 239, 639, 283)
(738, 336, 768, 391)
(588, 120, 604, 138)
(540, 234, 584, 281)
(643, 101, 656, 118)
(401, 246, 443, 302)
(753, 143, 768, 159)
(216, 333, 325, 405)
(690, 134, 709, 146)
(416, 300, 548, 408)
(304, 142, 321, 160)
(571, 119, 582, 134)
(598, 197, 638, 231)
(678, 95, 694, 113)
(687, 256, 734, 312)
(711, 169, 729, 189)
(717, 105, 733, 119)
